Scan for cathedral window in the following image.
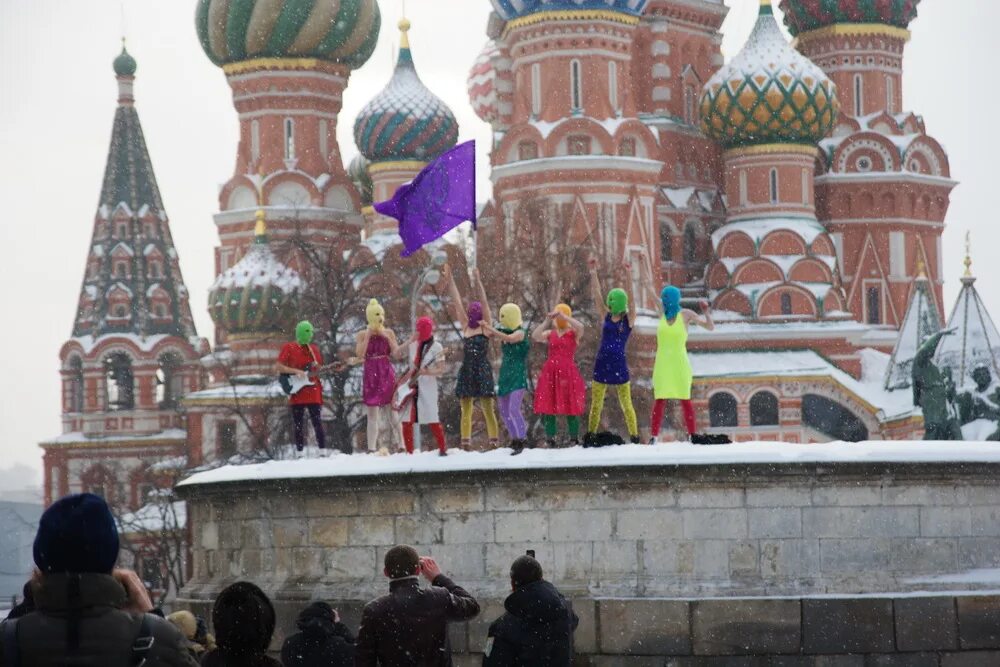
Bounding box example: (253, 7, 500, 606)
(570, 60, 583, 112)
(319, 119, 329, 158)
(886, 76, 895, 114)
(608, 62, 619, 112)
(866, 285, 882, 324)
(739, 170, 748, 206)
(531, 64, 542, 117)
(518, 141, 538, 161)
(660, 223, 673, 263)
(251, 120, 261, 162)
(114, 261, 128, 278)
(709, 392, 739, 428)
(750, 391, 779, 426)
(781, 293, 793, 316)
(618, 137, 636, 157)
(117, 223, 128, 238)
(66, 356, 84, 413)
(284, 118, 295, 160)
(103, 352, 135, 411)
(567, 135, 591, 156)
(156, 353, 182, 409)
(769, 169, 779, 204)
(683, 222, 698, 264)
(684, 85, 696, 125)
(854, 75, 863, 116)
(217, 420, 238, 459)
(802, 169, 810, 204)
(149, 261, 162, 279)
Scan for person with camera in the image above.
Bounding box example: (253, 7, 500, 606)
(482, 555, 578, 667)
(356, 545, 479, 666)
(0, 493, 197, 666)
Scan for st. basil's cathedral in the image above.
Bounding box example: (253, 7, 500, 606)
(39, 0, 1000, 511)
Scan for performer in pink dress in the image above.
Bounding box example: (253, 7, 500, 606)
(356, 299, 401, 453)
(532, 304, 586, 447)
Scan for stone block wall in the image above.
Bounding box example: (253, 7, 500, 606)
(177, 461, 1000, 660)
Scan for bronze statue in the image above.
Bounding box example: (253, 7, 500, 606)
(957, 364, 1000, 441)
(912, 330, 964, 440)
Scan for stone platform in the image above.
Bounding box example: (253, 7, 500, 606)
(176, 443, 1000, 662)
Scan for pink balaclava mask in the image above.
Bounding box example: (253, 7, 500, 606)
(416, 317, 434, 342)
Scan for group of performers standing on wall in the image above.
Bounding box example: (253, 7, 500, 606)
(278, 262, 716, 456)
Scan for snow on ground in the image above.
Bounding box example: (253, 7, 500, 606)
(178, 439, 1000, 488)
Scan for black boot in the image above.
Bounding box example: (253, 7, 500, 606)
(630, 435, 641, 444)
(510, 439, 525, 456)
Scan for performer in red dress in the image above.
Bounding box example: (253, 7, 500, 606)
(532, 304, 586, 447)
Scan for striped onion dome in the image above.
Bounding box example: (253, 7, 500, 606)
(700, 0, 838, 148)
(468, 40, 500, 125)
(780, 0, 921, 36)
(208, 213, 302, 335)
(348, 154, 373, 207)
(490, 0, 648, 21)
(196, 0, 381, 69)
(353, 19, 459, 163)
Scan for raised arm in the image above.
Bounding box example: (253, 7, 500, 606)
(588, 257, 608, 318)
(474, 267, 492, 326)
(485, 323, 525, 344)
(441, 263, 466, 327)
(685, 300, 715, 331)
(532, 314, 552, 343)
(566, 315, 585, 339)
(615, 261, 637, 324)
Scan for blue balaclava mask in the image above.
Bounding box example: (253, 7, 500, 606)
(661, 286, 681, 319)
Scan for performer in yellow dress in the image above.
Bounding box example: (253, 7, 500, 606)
(650, 285, 714, 443)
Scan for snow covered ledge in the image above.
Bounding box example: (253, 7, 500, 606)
(177, 442, 1000, 657)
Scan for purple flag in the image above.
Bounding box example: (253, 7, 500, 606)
(374, 140, 477, 257)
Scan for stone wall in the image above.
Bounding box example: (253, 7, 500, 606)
(177, 460, 1000, 660)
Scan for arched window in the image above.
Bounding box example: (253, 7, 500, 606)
(684, 85, 696, 124)
(114, 261, 128, 278)
(608, 61, 619, 112)
(284, 118, 295, 160)
(67, 356, 84, 413)
(885, 75, 895, 114)
(660, 223, 673, 263)
(750, 391, 779, 426)
(781, 293, 793, 316)
(318, 119, 329, 159)
(531, 64, 542, 117)
(518, 141, 538, 161)
(803, 394, 869, 441)
(618, 137, 636, 157)
(866, 285, 882, 324)
(104, 352, 134, 411)
(683, 223, 698, 264)
(854, 74, 863, 116)
(148, 261, 161, 279)
(156, 353, 183, 408)
(250, 119, 261, 162)
(769, 169, 779, 204)
(709, 393, 738, 427)
(570, 60, 583, 111)
(739, 170, 748, 206)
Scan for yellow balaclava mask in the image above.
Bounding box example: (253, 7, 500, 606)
(498, 303, 522, 330)
(554, 303, 572, 330)
(366, 298, 385, 332)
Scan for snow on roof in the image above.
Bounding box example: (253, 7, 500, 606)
(362, 232, 404, 262)
(885, 278, 941, 391)
(42, 428, 186, 446)
(663, 186, 696, 209)
(210, 244, 303, 293)
(137, 204, 150, 218)
(118, 500, 186, 534)
(149, 455, 189, 473)
(143, 243, 158, 256)
(712, 217, 826, 248)
(691, 349, 914, 420)
(110, 242, 135, 257)
(82, 285, 98, 299)
(184, 381, 286, 401)
(92, 244, 104, 258)
(178, 438, 1000, 488)
(106, 282, 134, 298)
(696, 190, 717, 212)
(145, 283, 164, 298)
(70, 332, 171, 354)
(936, 277, 1000, 388)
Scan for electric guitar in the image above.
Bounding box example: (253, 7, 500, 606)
(392, 349, 443, 413)
(278, 358, 361, 396)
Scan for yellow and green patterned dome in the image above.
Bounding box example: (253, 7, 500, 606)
(196, 0, 381, 69)
(700, 0, 839, 149)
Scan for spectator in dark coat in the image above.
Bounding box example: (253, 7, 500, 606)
(4, 582, 34, 620)
(0, 493, 196, 667)
(482, 556, 578, 667)
(280, 601, 354, 667)
(201, 581, 280, 667)
(356, 545, 480, 666)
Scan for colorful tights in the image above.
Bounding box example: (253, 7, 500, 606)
(402, 422, 446, 454)
(459, 397, 499, 440)
(497, 389, 528, 439)
(650, 399, 696, 438)
(588, 381, 639, 436)
(542, 415, 581, 439)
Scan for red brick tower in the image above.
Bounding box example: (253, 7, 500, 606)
(40, 46, 208, 506)
(780, 0, 954, 328)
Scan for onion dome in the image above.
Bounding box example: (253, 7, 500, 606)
(113, 44, 137, 76)
(490, 0, 649, 21)
(780, 0, 921, 36)
(348, 154, 373, 207)
(195, 0, 381, 69)
(700, 0, 838, 149)
(353, 19, 459, 163)
(208, 211, 302, 335)
(468, 40, 500, 126)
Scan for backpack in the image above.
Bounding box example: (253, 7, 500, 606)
(1, 612, 155, 666)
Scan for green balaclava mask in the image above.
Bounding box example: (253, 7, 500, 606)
(607, 288, 628, 315)
(295, 320, 314, 345)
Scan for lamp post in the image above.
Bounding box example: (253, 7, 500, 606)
(408, 249, 448, 451)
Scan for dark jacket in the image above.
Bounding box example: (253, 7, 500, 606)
(0, 573, 197, 667)
(280, 602, 355, 667)
(200, 650, 281, 667)
(355, 575, 480, 667)
(482, 581, 578, 667)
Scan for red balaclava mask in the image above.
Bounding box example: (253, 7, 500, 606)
(416, 317, 434, 343)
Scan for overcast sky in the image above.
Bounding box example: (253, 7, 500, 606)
(0, 1, 995, 482)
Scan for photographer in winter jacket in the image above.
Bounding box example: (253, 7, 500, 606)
(482, 555, 578, 666)
(280, 601, 354, 667)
